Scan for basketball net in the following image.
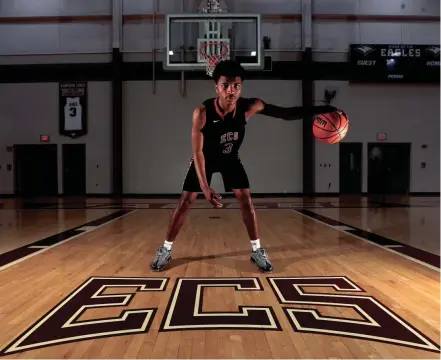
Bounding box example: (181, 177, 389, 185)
(199, 41, 229, 77)
(198, 0, 229, 77)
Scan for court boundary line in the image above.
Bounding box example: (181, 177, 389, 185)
(10, 199, 439, 210)
(1, 206, 438, 272)
(292, 209, 440, 273)
(0, 210, 137, 272)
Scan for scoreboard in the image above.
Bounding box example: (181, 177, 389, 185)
(349, 44, 439, 84)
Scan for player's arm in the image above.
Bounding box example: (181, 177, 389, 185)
(191, 106, 223, 208)
(191, 105, 210, 190)
(246, 98, 338, 121)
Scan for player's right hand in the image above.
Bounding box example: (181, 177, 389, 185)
(202, 187, 223, 208)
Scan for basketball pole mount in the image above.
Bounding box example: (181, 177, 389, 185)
(180, 0, 186, 97)
(178, 0, 224, 97)
(198, 0, 228, 78)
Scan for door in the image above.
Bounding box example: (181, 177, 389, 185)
(339, 142, 362, 194)
(368, 143, 411, 194)
(14, 144, 58, 197)
(62, 144, 86, 196)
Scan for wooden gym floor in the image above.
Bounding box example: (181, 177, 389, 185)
(0, 196, 439, 359)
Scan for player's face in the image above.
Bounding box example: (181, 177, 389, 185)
(215, 76, 242, 105)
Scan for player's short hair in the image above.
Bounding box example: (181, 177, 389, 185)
(212, 60, 245, 83)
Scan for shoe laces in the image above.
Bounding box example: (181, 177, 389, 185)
(157, 246, 169, 256)
(255, 248, 268, 259)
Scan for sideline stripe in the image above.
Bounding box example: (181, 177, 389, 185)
(293, 209, 440, 272)
(0, 210, 136, 271)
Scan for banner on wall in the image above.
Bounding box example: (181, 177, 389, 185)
(59, 82, 88, 138)
(349, 44, 439, 83)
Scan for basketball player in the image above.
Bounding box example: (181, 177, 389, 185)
(151, 60, 339, 273)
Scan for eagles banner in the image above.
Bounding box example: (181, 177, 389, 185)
(59, 82, 88, 138)
(349, 44, 439, 83)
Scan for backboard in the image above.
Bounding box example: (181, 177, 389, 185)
(164, 13, 263, 75)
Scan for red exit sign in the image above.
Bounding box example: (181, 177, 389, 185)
(377, 133, 387, 141)
(40, 135, 50, 142)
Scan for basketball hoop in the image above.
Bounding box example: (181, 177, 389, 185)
(199, 41, 229, 77)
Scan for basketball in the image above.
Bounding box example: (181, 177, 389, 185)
(313, 110, 349, 144)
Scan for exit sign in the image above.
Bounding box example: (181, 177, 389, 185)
(377, 133, 387, 141)
(40, 135, 50, 142)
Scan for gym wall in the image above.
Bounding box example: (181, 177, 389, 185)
(0, 1, 438, 63)
(123, 80, 303, 194)
(314, 82, 440, 193)
(0, 0, 438, 195)
(0, 82, 112, 194)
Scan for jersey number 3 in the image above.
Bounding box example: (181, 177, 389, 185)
(223, 143, 233, 154)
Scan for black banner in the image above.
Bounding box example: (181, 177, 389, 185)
(59, 82, 88, 138)
(349, 44, 439, 83)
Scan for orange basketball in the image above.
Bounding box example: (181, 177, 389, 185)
(313, 110, 349, 144)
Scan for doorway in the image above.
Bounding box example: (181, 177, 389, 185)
(14, 144, 58, 197)
(62, 144, 86, 196)
(339, 142, 362, 194)
(368, 143, 411, 194)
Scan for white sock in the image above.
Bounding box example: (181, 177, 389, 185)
(250, 239, 260, 251)
(163, 240, 173, 250)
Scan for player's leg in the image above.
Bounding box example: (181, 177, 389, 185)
(222, 157, 273, 272)
(150, 191, 199, 271)
(232, 188, 273, 272)
(150, 160, 209, 271)
(233, 188, 259, 241)
(165, 191, 199, 242)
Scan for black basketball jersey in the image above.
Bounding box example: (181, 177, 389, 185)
(200, 97, 252, 161)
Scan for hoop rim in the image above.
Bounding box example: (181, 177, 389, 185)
(198, 41, 229, 59)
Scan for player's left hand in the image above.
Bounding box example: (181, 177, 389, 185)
(323, 105, 339, 113)
(202, 186, 223, 208)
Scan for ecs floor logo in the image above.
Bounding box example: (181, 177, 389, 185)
(0, 276, 439, 356)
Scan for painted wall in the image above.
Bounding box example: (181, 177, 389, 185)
(0, 0, 438, 194)
(0, 0, 437, 63)
(314, 81, 440, 193)
(1, 79, 437, 194)
(0, 82, 112, 194)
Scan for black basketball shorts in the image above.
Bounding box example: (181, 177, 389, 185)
(182, 155, 250, 192)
